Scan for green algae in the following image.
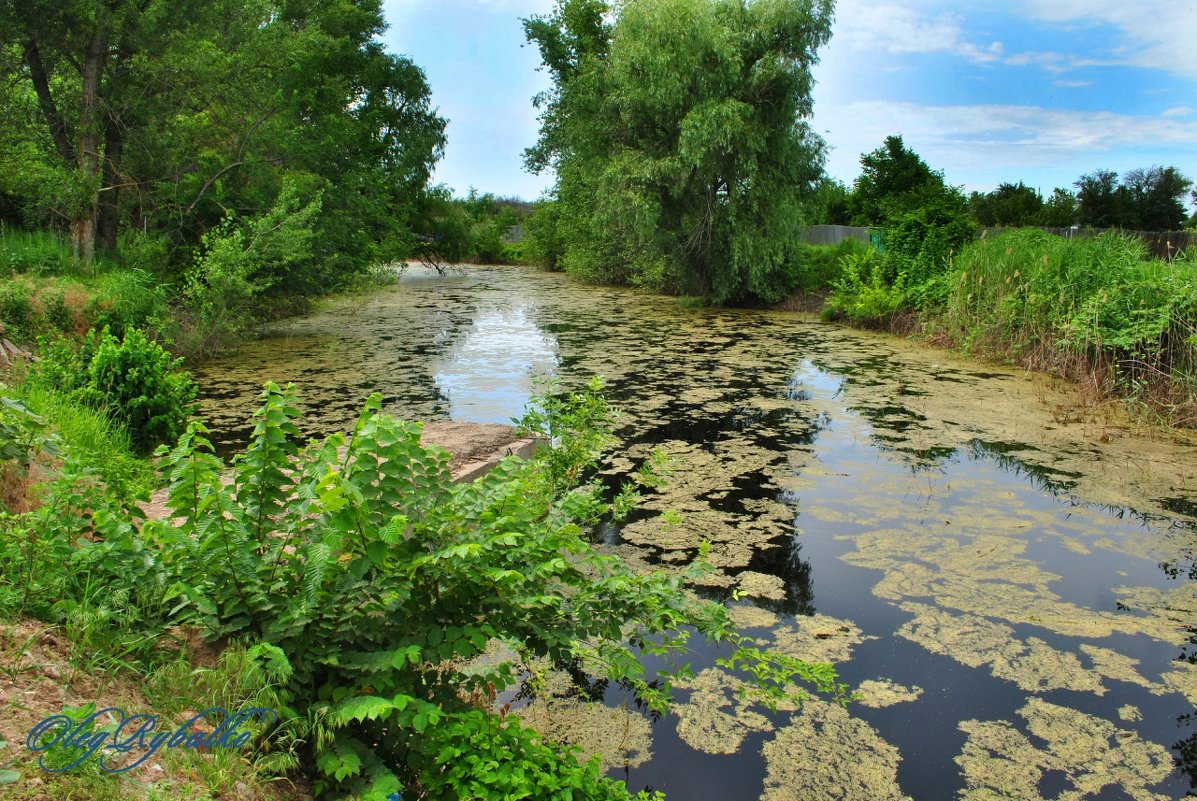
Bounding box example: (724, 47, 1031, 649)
(956, 698, 1173, 801)
(855, 679, 923, 708)
(761, 700, 911, 801)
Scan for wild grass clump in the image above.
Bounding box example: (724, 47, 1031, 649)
(0, 227, 77, 276)
(943, 229, 1197, 424)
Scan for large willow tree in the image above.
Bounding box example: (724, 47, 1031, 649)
(525, 0, 834, 303)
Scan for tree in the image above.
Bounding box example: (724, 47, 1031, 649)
(524, 0, 835, 303)
(847, 134, 942, 226)
(969, 182, 1042, 228)
(1041, 187, 1078, 228)
(1075, 169, 1133, 229)
(0, 0, 445, 285)
(810, 178, 853, 225)
(1122, 166, 1191, 231)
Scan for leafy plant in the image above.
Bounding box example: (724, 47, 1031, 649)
(150, 380, 845, 799)
(824, 249, 906, 326)
(32, 326, 198, 454)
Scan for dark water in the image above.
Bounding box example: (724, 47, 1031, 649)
(194, 265, 1197, 800)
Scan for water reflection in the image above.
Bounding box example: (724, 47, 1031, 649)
(432, 304, 559, 423)
(195, 265, 1197, 800)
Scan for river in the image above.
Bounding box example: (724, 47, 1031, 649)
(193, 264, 1197, 800)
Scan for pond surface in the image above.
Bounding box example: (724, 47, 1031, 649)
(194, 265, 1197, 800)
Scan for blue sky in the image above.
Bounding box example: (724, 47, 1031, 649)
(381, 0, 1197, 206)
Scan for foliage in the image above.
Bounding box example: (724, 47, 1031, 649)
(522, 198, 565, 269)
(1041, 188, 1079, 228)
(32, 326, 197, 453)
(524, 0, 835, 303)
(787, 239, 868, 292)
(881, 192, 977, 292)
(0, 276, 86, 343)
(823, 249, 906, 326)
(85, 269, 170, 341)
(1074, 167, 1191, 231)
(0, 0, 446, 292)
(149, 381, 844, 799)
(942, 229, 1197, 419)
(847, 135, 945, 226)
(0, 227, 76, 275)
(0, 393, 57, 469)
(969, 182, 1043, 228)
(180, 180, 322, 355)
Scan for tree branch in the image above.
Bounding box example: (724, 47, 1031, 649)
(21, 36, 74, 164)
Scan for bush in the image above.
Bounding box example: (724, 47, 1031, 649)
(149, 381, 844, 799)
(881, 195, 977, 292)
(786, 239, 869, 292)
(32, 326, 198, 454)
(823, 249, 906, 326)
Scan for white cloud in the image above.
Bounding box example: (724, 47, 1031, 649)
(831, 1, 1004, 64)
(813, 98, 1197, 192)
(1018, 0, 1197, 79)
(1163, 106, 1195, 118)
(1051, 79, 1092, 88)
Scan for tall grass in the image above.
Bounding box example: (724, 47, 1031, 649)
(0, 226, 77, 276)
(12, 381, 154, 496)
(942, 229, 1197, 424)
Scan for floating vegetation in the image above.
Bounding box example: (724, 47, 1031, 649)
(956, 698, 1173, 801)
(1119, 705, 1145, 722)
(761, 700, 911, 801)
(519, 670, 653, 772)
(855, 680, 923, 708)
(193, 265, 1197, 799)
(767, 613, 875, 665)
(673, 668, 793, 755)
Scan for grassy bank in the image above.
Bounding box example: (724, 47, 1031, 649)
(819, 228, 1197, 428)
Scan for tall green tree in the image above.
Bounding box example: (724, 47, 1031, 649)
(524, 0, 835, 303)
(0, 0, 445, 283)
(968, 182, 1042, 228)
(1041, 187, 1078, 228)
(1122, 166, 1191, 231)
(1075, 169, 1133, 229)
(846, 134, 943, 226)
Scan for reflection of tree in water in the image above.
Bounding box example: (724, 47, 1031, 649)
(1174, 624, 1197, 795)
(747, 536, 816, 617)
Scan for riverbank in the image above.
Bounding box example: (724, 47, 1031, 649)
(798, 228, 1197, 434)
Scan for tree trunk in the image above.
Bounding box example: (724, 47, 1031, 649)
(97, 118, 123, 257)
(22, 37, 74, 165)
(72, 27, 109, 265)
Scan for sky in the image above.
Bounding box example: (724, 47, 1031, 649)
(381, 0, 1197, 205)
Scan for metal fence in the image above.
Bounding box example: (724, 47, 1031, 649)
(803, 224, 1193, 261)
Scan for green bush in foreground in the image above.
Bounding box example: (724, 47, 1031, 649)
(149, 380, 844, 799)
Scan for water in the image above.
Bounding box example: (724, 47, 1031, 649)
(194, 265, 1197, 800)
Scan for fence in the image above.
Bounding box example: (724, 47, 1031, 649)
(803, 224, 1193, 261)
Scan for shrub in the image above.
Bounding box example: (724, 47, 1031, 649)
(824, 249, 906, 326)
(881, 195, 977, 292)
(786, 239, 869, 293)
(32, 327, 198, 454)
(150, 381, 844, 799)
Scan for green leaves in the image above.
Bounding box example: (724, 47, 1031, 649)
(149, 378, 841, 800)
(525, 0, 834, 303)
(32, 325, 198, 454)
